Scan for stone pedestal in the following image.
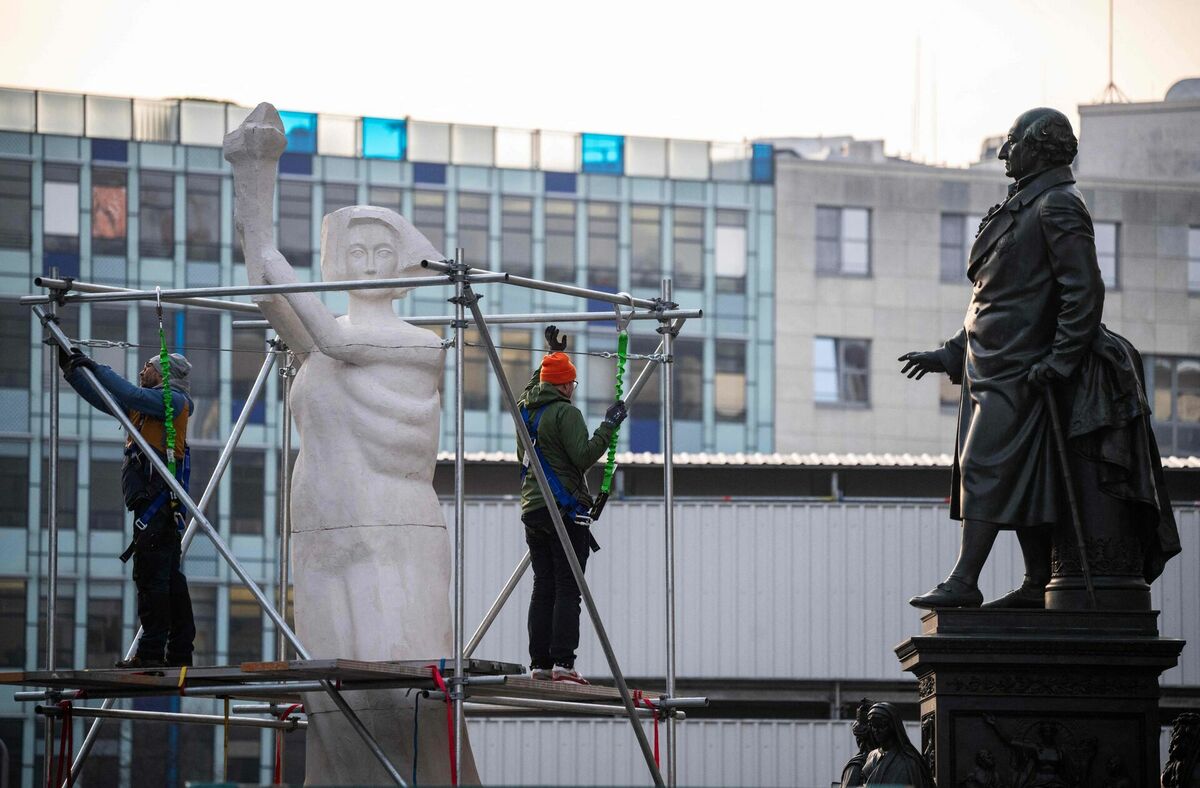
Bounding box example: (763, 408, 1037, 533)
(896, 609, 1183, 788)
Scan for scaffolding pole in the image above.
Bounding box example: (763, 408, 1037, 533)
(460, 282, 665, 787)
(452, 249, 467, 779)
(43, 273, 60, 786)
(36, 705, 307, 732)
(276, 343, 294, 662)
(660, 278, 678, 786)
(232, 307, 699, 331)
(60, 345, 277, 786)
(32, 309, 408, 787)
(422, 259, 661, 311)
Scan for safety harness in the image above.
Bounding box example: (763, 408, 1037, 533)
(589, 329, 628, 521)
(519, 403, 600, 552)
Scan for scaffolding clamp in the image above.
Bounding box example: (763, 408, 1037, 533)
(46, 276, 74, 307)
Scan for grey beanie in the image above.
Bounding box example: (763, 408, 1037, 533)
(145, 352, 192, 394)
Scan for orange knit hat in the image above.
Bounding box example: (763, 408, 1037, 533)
(540, 352, 577, 385)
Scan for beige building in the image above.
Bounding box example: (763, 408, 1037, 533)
(772, 84, 1200, 456)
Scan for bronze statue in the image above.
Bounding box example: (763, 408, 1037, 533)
(958, 748, 1002, 788)
(860, 702, 935, 787)
(899, 107, 1180, 609)
(1162, 712, 1200, 788)
(983, 715, 1096, 788)
(839, 699, 878, 787)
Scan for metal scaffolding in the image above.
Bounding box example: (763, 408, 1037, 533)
(12, 258, 702, 787)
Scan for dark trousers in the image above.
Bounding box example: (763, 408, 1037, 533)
(523, 506, 592, 670)
(131, 508, 196, 662)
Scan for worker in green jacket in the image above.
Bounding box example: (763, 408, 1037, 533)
(517, 326, 627, 684)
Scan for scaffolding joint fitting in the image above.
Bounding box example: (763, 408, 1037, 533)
(448, 293, 481, 308)
(47, 277, 74, 306)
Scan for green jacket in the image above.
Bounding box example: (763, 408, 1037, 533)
(517, 368, 615, 514)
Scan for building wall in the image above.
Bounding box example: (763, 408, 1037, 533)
(774, 157, 1200, 455)
(1077, 99, 1200, 183)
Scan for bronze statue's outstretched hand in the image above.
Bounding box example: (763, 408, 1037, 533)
(223, 102, 287, 165)
(898, 350, 946, 380)
(1025, 359, 1063, 387)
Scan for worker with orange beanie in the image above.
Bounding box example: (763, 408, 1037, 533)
(517, 326, 627, 684)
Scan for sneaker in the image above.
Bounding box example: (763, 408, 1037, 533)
(552, 666, 589, 685)
(114, 655, 167, 670)
(530, 667, 553, 680)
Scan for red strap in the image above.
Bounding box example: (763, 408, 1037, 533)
(44, 713, 54, 788)
(272, 703, 304, 784)
(632, 691, 661, 768)
(54, 700, 74, 787)
(428, 665, 458, 786)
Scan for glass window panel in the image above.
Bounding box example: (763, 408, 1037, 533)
(1188, 228, 1200, 292)
(92, 168, 127, 255)
(37, 582, 75, 668)
(185, 174, 220, 261)
(324, 182, 358, 216)
(412, 191, 446, 254)
(85, 584, 122, 668)
(668, 139, 709, 180)
(843, 208, 869, 241)
(495, 128, 534, 169)
(0, 160, 32, 248)
(1095, 221, 1118, 288)
(463, 329, 488, 411)
(500, 328, 534, 397)
(940, 375, 959, 408)
(940, 213, 964, 246)
(501, 197, 532, 277)
(843, 371, 869, 404)
(675, 339, 704, 420)
(452, 124, 495, 167)
(672, 207, 704, 290)
(230, 450, 265, 534)
(138, 170, 175, 258)
(587, 202, 618, 289)
(228, 587, 264, 665)
(0, 579, 26, 666)
(278, 180, 313, 267)
(843, 339, 869, 370)
(581, 133, 624, 175)
(842, 240, 869, 274)
(279, 110, 317, 154)
(408, 121, 451, 163)
(625, 137, 666, 178)
(362, 117, 407, 161)
(231, 328, 266, 427)
(0, 449, 28, 528)
(585, 352, 616, 416)
(539, 130, 578, 172)
(457, 193, 490, 265)
(40, 456, 77, 530)
(43, 181, 79, 237)
(816, 206, 840, 240)
(90, 304, 127, 373)
(368, 186, 403, 214)
(89, 447, 125, 532)
(133, 98, 179, 142)
(85, 95, 132, 139)
(317, 114, 358, 157)
(37, 91, 84, 135)
(714, 340, 746, 422)
(0, 87, 35, 131)
(190, 584, 217, 667)
(715, 211, 747, 286)
(185, 310, 222, 440)
(630, 205, 662, 289)
(544, 199, 576, 282)
(751, 143, 775, 183)
(0, 302, 30, 388)
(179, 101, 226, 146)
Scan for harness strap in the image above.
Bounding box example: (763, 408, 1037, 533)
(121, 446, 191, 563)
(272, 703, 303, 785)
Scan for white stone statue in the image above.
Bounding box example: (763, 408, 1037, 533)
(224, 103, 478, 785)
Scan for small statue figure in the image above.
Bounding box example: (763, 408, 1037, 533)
(1100, 754, 1134, 788)
(839, 699, 877, 787)
(860, 702, 936, 787)
(984, 715, 1095, 788)
(958, 748, 1002, 788)
(1162, 712, 1200, 788)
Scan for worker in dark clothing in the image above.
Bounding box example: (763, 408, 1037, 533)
(60, 348, 197, 668)
(517, 327, 627, 684)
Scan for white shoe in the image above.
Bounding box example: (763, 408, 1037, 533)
(530, 667, 552, 680)
(552, 666, 589, 685)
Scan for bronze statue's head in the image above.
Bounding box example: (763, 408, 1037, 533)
(998, 107, 1077, 180)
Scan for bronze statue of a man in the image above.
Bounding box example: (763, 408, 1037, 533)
(899, 107, 1179, 609)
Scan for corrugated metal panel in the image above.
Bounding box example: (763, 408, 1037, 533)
(457, 501, 1199, 684)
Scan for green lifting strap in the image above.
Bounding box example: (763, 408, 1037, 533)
(599, 331, 628, 494)
(155, 293, 176, 476)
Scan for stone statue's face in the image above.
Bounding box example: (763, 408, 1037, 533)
(867, 711, 895, 749)
(342, 220, 404, 300)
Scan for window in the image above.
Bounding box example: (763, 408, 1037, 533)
(545, 199, 576, 282)
(228, 587, 264, 664)
(0, 159, 31, 248)
(463, 329, 488, 411)
(232, 328, 267, 426)
(939, 213, 983, 283)
(89, 445, 125, 531)
(0, 302, 30, 388)
(814, 337, 870, 405)
(584, 351, 616, 418)
(37, 581, 75, 668)
(581, 133, 624, 175)
(185, 174, 220, 261)
(413, 191, 446, 253)
(587, 203, 618, 289)
(0, 719, 24, 788)
(501, 197, 532, 277)
(0, 448, 29, 528)
(500, 328, 533, 396)
(457, 193, 489, 266)
(91, 168, 127, 256)
(675, 338, 704, 421)
(278, 180, 312, 267)
(85, 584, 124, 668)
(630, 205, 662, 290)
(231, 450, 265, 534)
(138, 170, 175, 258)
(324, 182, 357, 216)
(40, 456, 77, 530)
(43, 164, 80, 254)
(1187, 227, 1199, 293)
(714, 341, 746, 422)
(362, 117, 407, 160)
(816, 206, 870, 276)
(939, 376, 959, 410)
(1147, 355, 1200, 456)
(715, 210, 748, 292)
(673, 207, 704, 290)
(0, 579, 25, 666)
(183, 310, 222, 440)
(368, 186, 403, 215)
(1095, 221, 1118, 289)
(190, 584, 217, 667)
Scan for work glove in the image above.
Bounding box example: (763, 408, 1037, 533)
(604, 400, 628, 428)
(545, 325, 568, 352)
(66, 349, 98, 375)
(57, 346, 72, 373)
(897, 350, 947, 380)
(1026, 360, 1063, 387)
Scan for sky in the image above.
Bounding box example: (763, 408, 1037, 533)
(1, 0, 1198, 167)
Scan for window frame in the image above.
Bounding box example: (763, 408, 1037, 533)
(816, 205, 872, 278)
(813, 336, 871, 407)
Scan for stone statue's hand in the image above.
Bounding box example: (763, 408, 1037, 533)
(1026, 360, 1062, 387)
(897, 350, 945, 380)
(223, 102, 287, 165)
(261, 248, 298, 286)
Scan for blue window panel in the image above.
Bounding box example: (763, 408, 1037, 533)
(91, 138, 128, 163)
(629, 417, 660, 453)
(362, 117, 407, 160)
(233, 395, 266, 425)
(413, 162, 446, 185)
(279, 110, 317, 154)
(279, 153, 312, 176)
(544, 171, 577, 193)
(43, 251, 79, 278)
(751, 143, 774, 183)
(581, 134, 624, 175)
(587, 286, 617, 327)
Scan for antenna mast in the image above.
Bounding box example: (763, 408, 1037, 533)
(1099, 0, 1130, 103)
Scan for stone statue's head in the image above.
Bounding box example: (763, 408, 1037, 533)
(320, 206, 443, 301)
(976, 749, 995, 769)
(999, 107, 1077, 180)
